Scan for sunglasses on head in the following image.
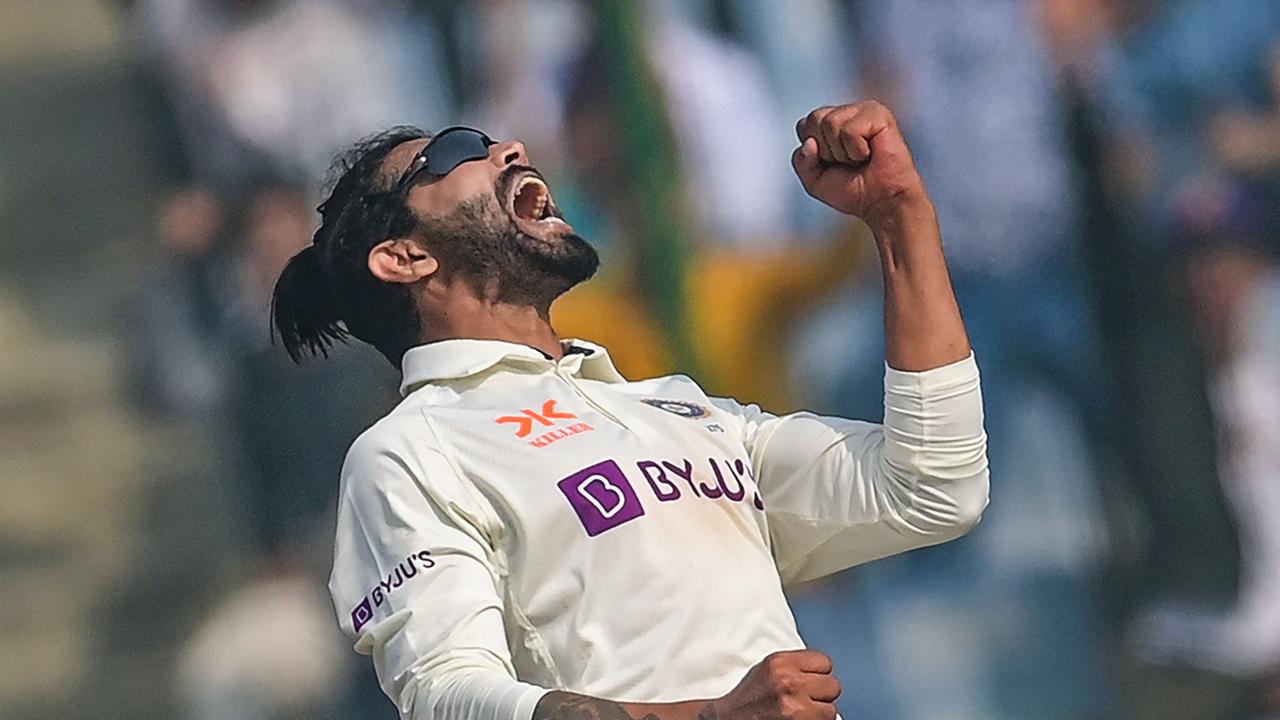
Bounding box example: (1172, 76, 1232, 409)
(393, 126, 495, 197)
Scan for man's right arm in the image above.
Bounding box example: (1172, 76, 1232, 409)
(334, 423, 838, 720)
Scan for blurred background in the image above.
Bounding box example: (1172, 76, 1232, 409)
(2, 0, 1279, 718)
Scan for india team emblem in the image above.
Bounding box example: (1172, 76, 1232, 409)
(641, 398, 710, 419)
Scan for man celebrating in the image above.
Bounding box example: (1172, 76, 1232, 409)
(273, 101, 989, 720)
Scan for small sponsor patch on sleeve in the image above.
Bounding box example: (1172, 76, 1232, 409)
(349, 549, 437, 632)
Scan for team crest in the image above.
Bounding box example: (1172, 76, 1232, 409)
(641, 398, 710, 419)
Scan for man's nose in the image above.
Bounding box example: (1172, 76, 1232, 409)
(490, 140, 528, 168)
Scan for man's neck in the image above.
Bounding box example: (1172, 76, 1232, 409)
(421, 294, 564, 360)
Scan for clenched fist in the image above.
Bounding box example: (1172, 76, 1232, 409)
(712, 650, 841, 720)
(792, 101, 928, 228)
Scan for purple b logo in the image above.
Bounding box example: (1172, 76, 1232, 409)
(558, 460, 646, 536)
(351, 596, 374, 632)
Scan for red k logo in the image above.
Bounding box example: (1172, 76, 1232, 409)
(495, 400, 578, 438)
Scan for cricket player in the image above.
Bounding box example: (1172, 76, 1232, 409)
(272, 101, 989, 720)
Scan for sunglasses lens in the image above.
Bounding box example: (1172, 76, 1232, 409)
(422, 128, 494, 176)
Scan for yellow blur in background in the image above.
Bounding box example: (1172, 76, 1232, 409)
(3, 1, 1280, 720)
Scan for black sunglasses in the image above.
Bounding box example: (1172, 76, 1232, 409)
(393, 126, 495, 197)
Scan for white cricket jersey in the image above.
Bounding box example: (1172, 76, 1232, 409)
(329, 339, 988, 720)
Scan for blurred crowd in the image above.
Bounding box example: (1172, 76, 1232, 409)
(3, 0, 1280, 718)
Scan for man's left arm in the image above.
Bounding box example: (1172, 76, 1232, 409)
(717, 101, 988, 585)
(712, 357, 987, 586)
(792, 100, 969, 372)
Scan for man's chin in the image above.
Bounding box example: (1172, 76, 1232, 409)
(522, 230, 599, 287)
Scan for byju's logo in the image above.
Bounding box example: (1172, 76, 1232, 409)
(351, 596, 374, 633)
(349, 549, 436, 632)
(557, 460, 645, 536)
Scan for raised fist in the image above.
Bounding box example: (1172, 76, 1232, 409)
(792, 101, 928, 228)
(712, 650, 841, 720)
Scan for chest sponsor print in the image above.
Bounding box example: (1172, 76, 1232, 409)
(557, 456, 765, 536)
(495, 399, 596, 448)
(557, 460, 646, 536)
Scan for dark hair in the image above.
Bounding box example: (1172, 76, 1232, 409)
(272, 126, 430, 366)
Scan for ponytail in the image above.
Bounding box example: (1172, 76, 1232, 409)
(271, 125, 430, 367)
(271, 245, 349, 362)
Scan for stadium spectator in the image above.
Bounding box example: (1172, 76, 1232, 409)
(13, 1, 1280, 717)
(126, 186, 233, 418)
(139, 181, 398, 719)
(132, 0, 454, 188)
(1124, 184, 1280, 720)
(1082, 0, 1280, 226)
(552, 16, 866, 409)
(1050, 8, 1280, 718)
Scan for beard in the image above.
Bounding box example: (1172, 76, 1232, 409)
(415, 183, 599, 311)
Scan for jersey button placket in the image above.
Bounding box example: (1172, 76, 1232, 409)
(553, 359, 650, 437)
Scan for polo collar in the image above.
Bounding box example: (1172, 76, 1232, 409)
(399, 338, 626, 396)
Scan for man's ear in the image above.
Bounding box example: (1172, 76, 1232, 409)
(368, 238, 439, 284)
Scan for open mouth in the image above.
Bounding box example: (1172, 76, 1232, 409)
(511, 174, 558, 223)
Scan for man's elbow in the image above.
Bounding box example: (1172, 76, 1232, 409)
(890, 457, 990, 542)
(944, 468, 989, 536)
(898, 430, 989, 531)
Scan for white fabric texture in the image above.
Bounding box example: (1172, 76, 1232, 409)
(717, 354, 990, 584)
(329, 340, 988, 720)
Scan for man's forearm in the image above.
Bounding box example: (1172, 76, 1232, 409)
(871, 195, 971, 371)
(533, 691, 717, 720)
(532, 650, 837, 720)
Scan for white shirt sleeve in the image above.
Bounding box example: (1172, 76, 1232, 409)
(329, 419, 549, 720)
(711, 353, 990, 586)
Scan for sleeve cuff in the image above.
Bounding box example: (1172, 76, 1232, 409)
(512, 684, 551, 720)
(884, 352, 979, 399)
